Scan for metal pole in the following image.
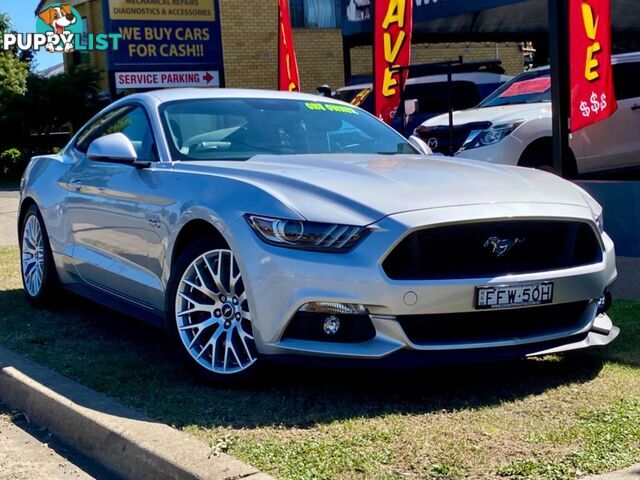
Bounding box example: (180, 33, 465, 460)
(548, 0, 570, 176)
(398, 66, 407, 137)
(447, 63, 454, 156)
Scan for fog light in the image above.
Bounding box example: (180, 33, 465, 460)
(597, 291, 613, 315)
(323, 315, 341, 335)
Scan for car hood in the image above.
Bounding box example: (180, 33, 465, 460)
(420, 103, 551, 129)
(177, 154, 593, 225)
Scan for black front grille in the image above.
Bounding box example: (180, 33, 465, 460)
(383, 220, 602, 281)
(415, 122, 491, 155)
(397, 301, 590, 345)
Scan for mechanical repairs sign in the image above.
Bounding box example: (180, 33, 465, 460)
(569, 0, 617, 132)
(103, 0, 224, 86)
(374, 0, 413, 124)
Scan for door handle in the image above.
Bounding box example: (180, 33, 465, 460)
(148, 217, 161, 229)
(632, 105, 640, 111)
(69, 179, 83, 191)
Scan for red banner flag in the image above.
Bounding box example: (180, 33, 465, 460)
(374, 0, 413, 124)
(569, 0, 617, 132)
(278, 0, 301, 92)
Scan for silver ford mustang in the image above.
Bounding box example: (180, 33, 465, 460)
(19, 89, 618, 383)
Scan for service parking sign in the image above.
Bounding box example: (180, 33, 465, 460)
(115, 71, 220, 89)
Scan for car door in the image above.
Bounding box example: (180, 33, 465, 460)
(62, 104, 164, 308)
(577, 61, 640, 172)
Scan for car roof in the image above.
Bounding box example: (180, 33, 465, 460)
(526, 51, 640, 73)
(337, 71, 511, 92)
(128, 88, 340, 105)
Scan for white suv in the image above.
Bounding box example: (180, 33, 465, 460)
(415, 52, 640, 175)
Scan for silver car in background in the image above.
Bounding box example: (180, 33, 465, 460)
(19, 89, 618, 383)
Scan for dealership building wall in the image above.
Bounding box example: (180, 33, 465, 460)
(56, 0, 527, 95)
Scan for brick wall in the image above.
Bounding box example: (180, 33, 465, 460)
(351, 42, 525, 78)
(72, 0, 109, 92)
(218, 1, 344, 91)
(292, 29, 344, 92)
(218, 0, 278, 89)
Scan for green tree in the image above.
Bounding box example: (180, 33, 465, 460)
(0, 13, 29, 98)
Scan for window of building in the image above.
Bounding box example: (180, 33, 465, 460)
(71, 17, 90, 66)
(80, 17, 89, 46)
(290, 0, 342, 28)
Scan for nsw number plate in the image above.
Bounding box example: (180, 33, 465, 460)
(475, 282, 554, 310)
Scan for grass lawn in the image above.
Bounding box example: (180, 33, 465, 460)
(0, 246, 639, 480)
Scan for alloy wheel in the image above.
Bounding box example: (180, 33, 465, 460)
(174, 249, 257, 375)
(22, 215, 45, 297)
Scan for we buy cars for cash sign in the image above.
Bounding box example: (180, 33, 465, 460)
(569, 0, 617, 132)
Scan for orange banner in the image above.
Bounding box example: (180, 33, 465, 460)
(278, 0, 300, 92)
(569, 0, 617, 132)
(374, 0, 413, 124)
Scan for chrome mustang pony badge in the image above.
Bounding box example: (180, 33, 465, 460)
(484, 236, 526, 257)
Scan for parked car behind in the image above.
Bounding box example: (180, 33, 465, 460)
(416, 52, 640, 175)
(335, 70, 512, 134)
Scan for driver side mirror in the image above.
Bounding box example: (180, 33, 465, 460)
(408, 135, 433, 156)
(87, 133, 150, 167)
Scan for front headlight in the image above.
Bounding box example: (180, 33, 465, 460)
(245, 215, 369, 252)
(461, 121, 524, 151)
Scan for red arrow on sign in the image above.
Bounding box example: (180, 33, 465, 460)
(203, 72, 214, 84)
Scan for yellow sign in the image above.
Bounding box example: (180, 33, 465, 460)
(107, 0, 216, 22)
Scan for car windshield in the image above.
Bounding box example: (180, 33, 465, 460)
(160, 98, 416, 161)
(479, 69, 551, 108)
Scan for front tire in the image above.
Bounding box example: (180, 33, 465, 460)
(20, 205, 60, 308)
(166, 238, 259, 384)
(518, 140, 578, 178)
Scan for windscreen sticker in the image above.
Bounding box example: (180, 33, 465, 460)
(350, 88, 372, 107)
(305, 102, 359, 114)
(499, 77, 551, 98)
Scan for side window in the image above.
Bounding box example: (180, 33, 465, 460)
(613, 63, 640, 100)
(75, 106, 158, 162)
(405, 82, 482, 115)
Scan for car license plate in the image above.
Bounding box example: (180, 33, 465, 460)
(475, 282, 554, 310)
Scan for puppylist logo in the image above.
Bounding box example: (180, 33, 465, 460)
(2, 3, 121, 54)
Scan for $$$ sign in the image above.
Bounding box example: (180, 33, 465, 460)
(580, 91, 608, 118)
(569, 0, 617, 132)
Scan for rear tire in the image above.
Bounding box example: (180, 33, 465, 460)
(166, 237, 260, 385)
(19, 205, 60, 308)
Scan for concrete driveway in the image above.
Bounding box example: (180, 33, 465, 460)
(0, 190, 19, 248)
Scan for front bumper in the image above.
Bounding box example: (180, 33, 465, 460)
(225, 203, 618, 363)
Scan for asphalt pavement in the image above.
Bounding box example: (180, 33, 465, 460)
(0, 190, 19, 248)
(0, 404, 112, 480)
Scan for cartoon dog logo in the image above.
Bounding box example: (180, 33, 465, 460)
(38, 5, 77, 53)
